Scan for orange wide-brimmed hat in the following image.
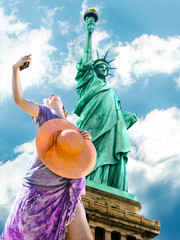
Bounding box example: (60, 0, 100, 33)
(36, 118, 96, 179)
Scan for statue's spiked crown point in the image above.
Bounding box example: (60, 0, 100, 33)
(84, 8, 98, 22)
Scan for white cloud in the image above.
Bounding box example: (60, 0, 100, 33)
(92, 30, 111, 56)
(127, 107, 180, 204)
(0, 153, 32, 205)
(80, 0, 89, 17)
(174, 76, 180, 88)
(56, 61, 77, 87)
(0, 139, 34, 229)
(14, 139, 35, 154)
(0, 8, 28, 35)
(52, 35, 82, 88)
(40, 6, 62, 27)
(0, 141, 33, 214)
(58, 20, 71, 36)
(0, 7, 56, 104)
(0, 0, 21, 8)
(111, 34, 180, 87)
(129, 107, 180, 164)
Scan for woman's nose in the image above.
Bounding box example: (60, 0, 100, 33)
(50, 94, 54, 98)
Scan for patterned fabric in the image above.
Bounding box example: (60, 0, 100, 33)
(0, 179, 85, 240)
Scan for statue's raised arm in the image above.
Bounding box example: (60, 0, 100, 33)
(82, 8, 98, 64)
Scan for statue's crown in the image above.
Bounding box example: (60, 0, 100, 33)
(94, 58, 109, 66)
(93, 50, 116, 77)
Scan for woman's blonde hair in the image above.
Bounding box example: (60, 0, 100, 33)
(62, 105, 69, 118)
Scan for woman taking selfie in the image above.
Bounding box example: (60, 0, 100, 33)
(0, 55, 93, 240)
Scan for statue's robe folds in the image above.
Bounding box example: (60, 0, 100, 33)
(74, 59, 137, 191)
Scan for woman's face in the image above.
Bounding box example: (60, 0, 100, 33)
(44, 95, 63, 109)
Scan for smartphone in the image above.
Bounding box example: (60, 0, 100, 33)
(19, 62, 29, 71)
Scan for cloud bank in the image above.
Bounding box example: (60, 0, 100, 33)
(0, 140, 33, 228)
(112, 34, 180, 87)
(127, 107, 180, 215)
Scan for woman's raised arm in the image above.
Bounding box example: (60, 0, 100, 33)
(12, 54, 39, 118)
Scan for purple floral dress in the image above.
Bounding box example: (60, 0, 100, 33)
(0, 105, 85, 240)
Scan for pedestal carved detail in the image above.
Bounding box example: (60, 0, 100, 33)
(83, 183, 160, 240)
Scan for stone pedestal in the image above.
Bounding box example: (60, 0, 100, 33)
(82, 180, 160, 240)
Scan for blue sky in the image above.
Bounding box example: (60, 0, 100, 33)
(0, 0, 180, 239)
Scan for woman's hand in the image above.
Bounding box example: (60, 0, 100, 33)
(13, 54, 32, 71)
(12, 54, 39, 118)
(79, 130, 92, 140)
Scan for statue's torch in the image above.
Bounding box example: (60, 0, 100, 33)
(84, 8, 98, 22)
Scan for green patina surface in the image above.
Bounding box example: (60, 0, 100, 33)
(86, 180, 137, 201)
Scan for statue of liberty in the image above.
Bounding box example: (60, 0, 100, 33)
(74, 9, 137, 191)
